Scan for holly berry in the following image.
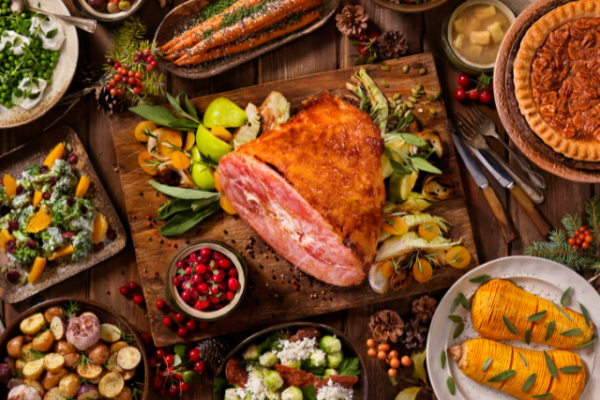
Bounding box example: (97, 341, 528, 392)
(155, 348, 166, 359)
(186, 320, 196, 331)
(179, 382, 190, 393)
(370, 32, 380, 43)
(454, 88, 467, 101)
(367, 339, 376, 348)
(164, 354, 174, 367)
(163, 317, 172, 327)
(457, 73, 470, 88)
(168, 385, 178, 397)
(357, 44, 368, 56)
(119, 286, 128, 295)
(390, 358, 400, 368)
(141, 332, 152, 345)
(401, 355, 412, 367)
(479, 90, 492, 104)
(388, 368, 398, 377)
(174, 313, 185, 323)
(152, 375, 164, 389)
(568, 237, 576, 245)
(177, 327, 188, 338)
(582, 242, 590, 249)
(357, 32, 368, 42)
(156, 299, 166, 309)
(133, 295, 144, 304)
(585, 235, 593, 243)
(367, 348, 377, 357)
(188, 349, 200, 361)
(195, 360, 206, 374)
(468, 90, 479, 101)
(227, 277, 239, 291)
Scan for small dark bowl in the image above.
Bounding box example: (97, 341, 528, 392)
(369, 0, 450, 14)
(0, 298, 149, 399)
(212, 322, 368, 400)
(72, 0, 150, 22)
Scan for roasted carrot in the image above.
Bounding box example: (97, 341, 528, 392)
(175, 0, 321, 64)
(175, 9, 320, 66)
(161, 0, 268, 55)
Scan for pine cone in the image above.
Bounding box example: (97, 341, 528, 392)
(377, 30, 408, 60)
(195, 337, 230, 366)
(369, 310, 404, 343)
(73, 61, 102, 89)
(411, 295, 437, 324)
(95, 86, 123, 115)
(335, 5, 369, 37)
(403, 317, 428, 349)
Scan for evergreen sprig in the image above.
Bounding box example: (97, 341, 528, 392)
(525, 197, 600, 277)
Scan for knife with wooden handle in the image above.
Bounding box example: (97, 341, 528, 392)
(451, 130, 517, 243)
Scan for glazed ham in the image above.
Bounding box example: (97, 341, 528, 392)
(219, 92, 385, 286)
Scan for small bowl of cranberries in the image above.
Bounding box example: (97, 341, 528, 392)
(165, 241, 247, 322)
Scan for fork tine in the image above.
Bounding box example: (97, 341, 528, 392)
(453, 119, 474, 143)
(466, 106, 485, 127)
(453, 115, 477, 140)
(468, 104, 488, 125)
(455, 113, 478, 136)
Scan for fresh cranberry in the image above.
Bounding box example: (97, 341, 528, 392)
(195, 360, 206, 374)
(202, 272, 212, 282)
(210, 295, 220, 304)
(156, 299, 165, 310)
(198, 254, 210, 265)
(213, 269, 225, 283)
(454, 88, 467, 101)
(188, 252, 198, 262)
(225, 291, 235, 301)
(172, 276, 182, 287)
(369, 31, 380, 43)
(65, 197, 74, 207)
(198, 282, 208, 293)
(4, 239, 15, 254)
(457, 73, 471, 88)
(218, 259, 232, 269)
(357, 44, 368, 56)
(128, 281, 137, 290)
(49, 176, 58, 185)
(188, 348, 200, 361)
(7, 221, 18, 232)
(26, 239, 37, 250)
(15, 186, 24, 195)
(210, 285, 219, 295)
(228, 277, 240, 291)
(208, 260, 217, 271)
(133, 295, 144, 304)
(152, 375, 164, 389)
(174, 313, 185, 323)
(186, 320, 196, 331)
(177, 260, 185, 269)
(168, 385, 178, 397)
(106, 229, 116, 240)
(184, 266, 192, 275)
(93, 242, 105, 252)
(141, 332, 152, 345)
(199, 248, 211, 258)
(177, 327, 188, 338)
(119, 286, 128, 295)
(196, 264, 207, 274)
(181, 291, 191, 302)
(179, 382, 190, 393)
(190, 288, 200, 299)
(215, 304, 224, 310)
(67, 153, 78, 164)
(468, 90, 479, 101)
(163, 317, 172, 327)
(6, 269, 20, 283)
(40, 165, 49, 174)
(217, 282, 227, 291)
(155, 348, 166, 359)
(42, 192, 51, 200)
(80, 204, 88, 214)
(479, 90, 492, 104)
(212, 251, 224, 261)
(197, 298, 210, 309)
(164, 354, 174, 367)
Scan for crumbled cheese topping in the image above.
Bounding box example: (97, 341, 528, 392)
(316, 380, 354, 400)
(235, 367, 269, 400)
(274, 337, 318, 364)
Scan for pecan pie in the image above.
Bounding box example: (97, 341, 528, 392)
(514, 0, 600, 161)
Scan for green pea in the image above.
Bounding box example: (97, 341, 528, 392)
(49, 62, 55, 68)
(40, 60, 47, 66)
(45, 79, 51, 85)
(4, 63, 9, 69)
(8, 56, 13, 62)
(43, 72, 50, 79)
(27, 60, 33, 66)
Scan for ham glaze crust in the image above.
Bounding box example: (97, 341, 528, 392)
(219, 92, 385, 286)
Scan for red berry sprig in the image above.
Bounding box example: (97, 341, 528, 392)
(366, 337, 413, 378)
(567, 226, 593, 251)
(454, 73, 494, 104)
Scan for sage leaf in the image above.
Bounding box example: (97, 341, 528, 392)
(528, 310, 547, 322)
(448, 315, 463, 324)
(157, 199, 195, 220)
(453, 322, 465, 339)
(545, 321, 555, 341)
(552, 301, 575, 323)
(130, 105, 179, 127)
(482, 357, 492, 372)
(441, 350, 446, 369)
(447, 376, 456, 396)
(503, 316, 519, 335)
(576, 336, 598, 349)
(488, 370, 516, 383)
(559, 365, 582, 374)
(525, 329, 532, 345)
(560, 328, 582, 337)
(45, 28, 58, 39)
(522, 373, 537, 392)
(543, 351, 558, 379)
(149, 180, 220, 200)
(410, 156, 443, 174)
(400, 133, 428, 148)
(580, 303, 591, 326)
(457, 292, 471, 311)
(159, 202, 220, 236)
(184, 93, 199, 120)
(561, 287, 572, 306)
(518, 352, 528, 369)
(532, 394, 553, 399)
(469, 274, 491, 284)
(449, 297, 460, 314)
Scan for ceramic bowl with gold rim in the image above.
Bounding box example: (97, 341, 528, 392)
(72, 0, 149, 22)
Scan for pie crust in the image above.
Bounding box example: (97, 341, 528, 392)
(514, 0, 600, 161)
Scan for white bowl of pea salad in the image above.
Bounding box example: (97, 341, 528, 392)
(0, 0, 77, 128)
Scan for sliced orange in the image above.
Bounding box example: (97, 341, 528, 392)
(92, 213, 108, 244)
(27, 205, 52, 233)
(48, 244, 74, 261)
(32, 191, 43, 208)
(214, 170, 223, 193)
(75, 176, 89, 198)
(184, 132, 195, 151)
(28, 257, 47, 283)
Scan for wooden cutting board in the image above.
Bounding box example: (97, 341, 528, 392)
(110, 52, 479, 347)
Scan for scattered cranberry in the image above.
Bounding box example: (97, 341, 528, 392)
(195, 360, 205, 374)
(141, 332, 152, 345)
(177, 327, 188, 338)
(62, 230, 75, 238)
(186, 320, 196, 331)
(26, 239, 37, 250)
(174, 313, 185, 323)
(67, 153, 78, 164)
(40, 165, 49, 174)
(163, 317, 172, 327)
(106, 229, 117, 240)
(133, 295, 144, 304)
(119, 286, 128, 295)
(6, 269, 20, 283)
(15, 186, 24, 195)
(93, 242, 105, 252)
(66, 197, 74, 207)
(454, 88, 466, 101)
(128, 281, 138, 290)
(4, 239, 15, 254)
(49, 176, 58, 185)
(457, 73, 471, 88)
(80, 204, 88, 214)
(8, 221, 19, 232)
(156, 299, 165, 309)
(42, 192, 51, 200)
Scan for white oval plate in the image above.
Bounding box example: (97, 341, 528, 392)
(0, 0, 78, 128)
(426, 256, 599, 400)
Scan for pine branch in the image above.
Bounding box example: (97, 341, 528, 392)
(586, 196, 600, 250)
(561, 214, 581, 237)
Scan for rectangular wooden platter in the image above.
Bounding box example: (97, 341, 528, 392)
(110, 52, 479, 347)
(0, 126, 127, 303)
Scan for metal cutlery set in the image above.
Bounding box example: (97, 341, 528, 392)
(451, 105, 552, 242)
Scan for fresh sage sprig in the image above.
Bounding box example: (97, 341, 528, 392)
(159, 202, 221, 236)
(482, 357, 492, 372)
(503, 316, 519, 335)
(545, 321, 556, 341)
(130, 91, 200, 132)
(488, 370, 516, 382)
(528, 310, 547, 322)
(150, 180, 220, 200)
(522, 373, 537, 392)
(560, 287, 572, 306)
(543, 351, 558, 379)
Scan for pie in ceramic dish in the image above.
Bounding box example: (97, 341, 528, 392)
(514, 0, 600, 161)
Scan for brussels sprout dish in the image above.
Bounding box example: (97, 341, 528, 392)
(214, 327, 361, 400)
(0, 142, 113, 286)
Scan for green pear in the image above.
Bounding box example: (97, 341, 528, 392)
(203, 97, 248, 128)
(195, 124, 233, 162)
(191, 163, 216, 190)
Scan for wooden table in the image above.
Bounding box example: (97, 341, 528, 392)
(2, 0, 599, 399)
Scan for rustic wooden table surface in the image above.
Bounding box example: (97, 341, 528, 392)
(1, 0, 598, 399)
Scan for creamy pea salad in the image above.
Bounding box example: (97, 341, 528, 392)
(0, 0, 65, 110)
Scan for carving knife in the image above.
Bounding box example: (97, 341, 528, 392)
(471, 147, 552, 239)
(451, 129, 517, 243)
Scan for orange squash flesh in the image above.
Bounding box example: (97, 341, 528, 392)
(32, 191, 43, 208)
(48, 244, 74, 261)
(43, 143, 64, 168)
(28, 257, 47, 283)
(4, 174, 17, 199)
(454, 338, 584, 400)
(26, 205, 52, 233)
(92, 213, 108, 244)
(471, 279, 594, 349)
(0, 229, 14, 251)
(75, 176, 90, 198)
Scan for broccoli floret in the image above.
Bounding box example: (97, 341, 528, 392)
(40, 227, 65, 256)
(67, 200, 96, 232)
(31, 159, 72, 186)
(17, 178, 33, 192)
(0, 187, 7, 205)
(17, 205, 35, 227)
(13, 230, 30, 245)
(12, 193, 30, 209)
(51, 159, 71, 175)
(72, 230, 92, 261)
(0, 213, 13, 230)
(51, 172, 76, 200)
(14, 246, 38, 264)
(21, 164, 41, 180)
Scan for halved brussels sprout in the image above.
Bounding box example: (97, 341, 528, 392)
(281, 386, 303, 400)
(263, 370, 284, 391)
(242, 344, 260, 361)
(323, 369, 338, 379)
(309, 349, 326, 367)
(319, 336, 342, 354)
(326, 351, 344, 369)
(259, 351, 278, 367)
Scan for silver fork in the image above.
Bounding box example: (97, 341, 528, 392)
(455, 113, 545, 204)
(467, 105, 547, 190)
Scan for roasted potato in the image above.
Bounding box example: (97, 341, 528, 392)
(15, 358, 27, 371)
(44, 387, 66, 400)
(90, 368, 108, 384)
(100, 324, 121, 343)
(20, 313, 46, 335)
(106, 353, 123, 373)
(116, 347, 141, 370)
(44, 353, 65, 373)
(50, 317, 68, 341)
(24, 335, 35, 343)
(7, 336, 24, 358)
(63, 353, 81, 369)
(21, 343, 37, 362)
(76, 362, 103, 380)
(121, 369, 135, 381)
(86, 343, 110, 365)
(43, 306, 65, 324)
(24, 378, 45, 397)
(99, 372, 125, 399)
(109, 341, 129, 354)
(32, 330, 54, 353)
(54, 340, 77, 355)
(114, 386, 133, 400)
(23, 358, 45, 380)
(59, 373, 81, 398)
(42, 368, 69, 390)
